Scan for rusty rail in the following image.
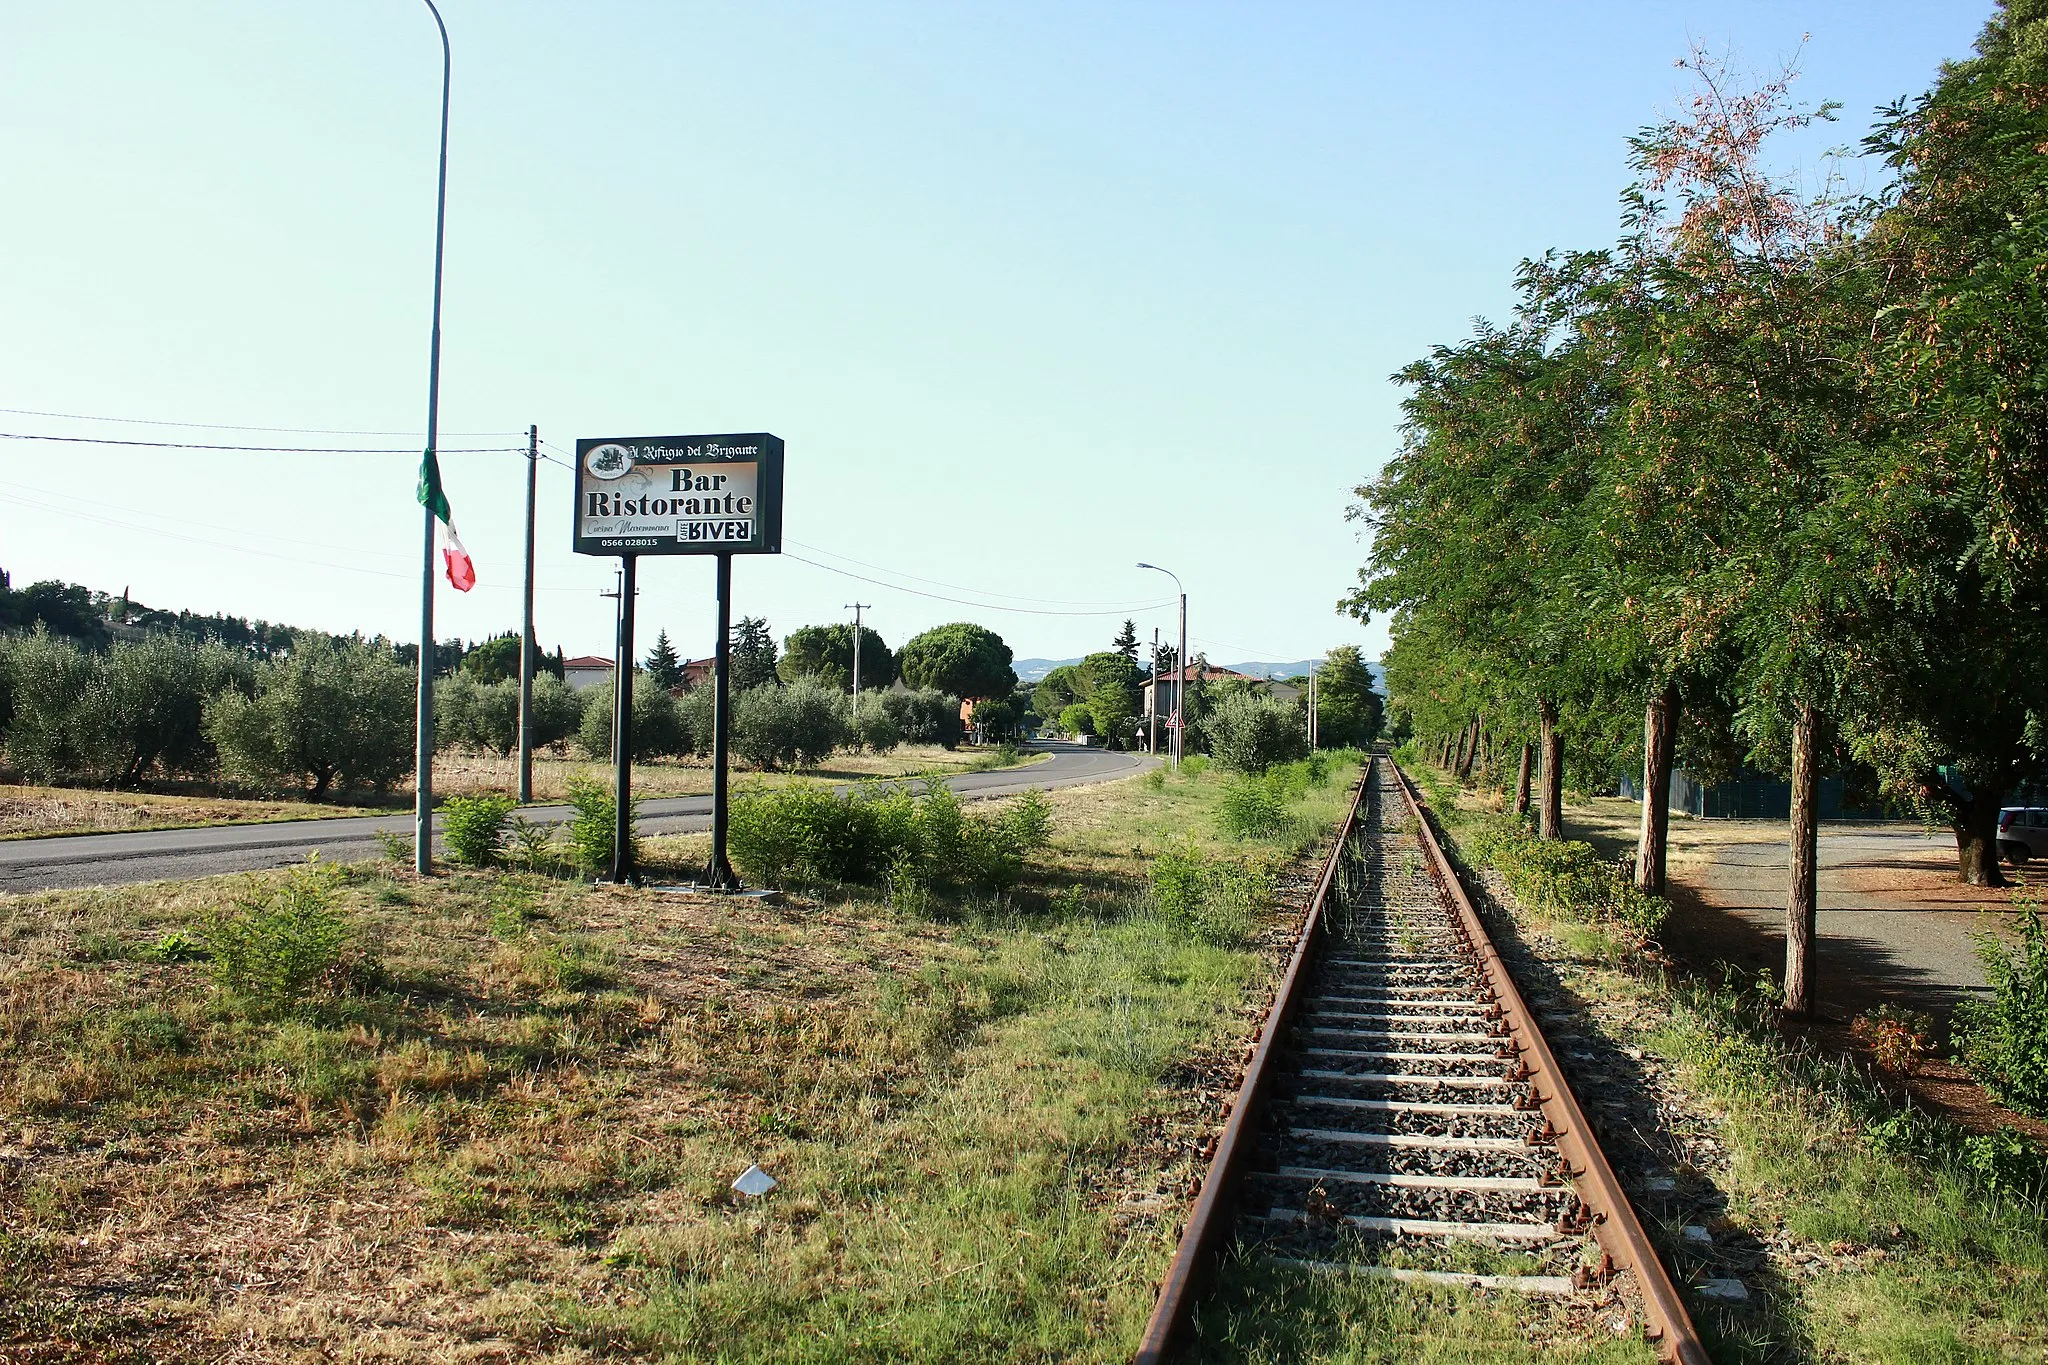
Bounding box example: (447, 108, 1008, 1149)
(1131, 758, 1372, 1365)
(1130, 754, 1709, 1365)
(1390, 759, 1710, 1365)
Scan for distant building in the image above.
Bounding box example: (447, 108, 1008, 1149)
(680, 657, 715, 690)
(1141, 663, 1262, 721)
(563, 655, 614, 691)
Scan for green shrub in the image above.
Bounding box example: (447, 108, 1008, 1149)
(1180, 755, 1210, 780)
(1205, 690, 1309, 774)
(852, 692, 902, 753)
(1142, 766, 1166, 790)
(1148, 840, 1267, 947)
(725, 778, 1041, 895)
(1058, 703, 1095, 736)
(142, 930, 208, 963)
(1954, 902, 2048, 1119)
(503, 815, 563, 873)
(564, 776, 638, 876)
(733, 677, 850, 769)
(1465, 816, 1668, 938)
(441, 793, 514, 867)
(728, 783, 895, 887)
(1151, 840, 1207, 923)
(1959, 1128, 2048, 1201)
(203, 858, 359, 1010)
(879, 687, 964, 749)
(1217, 775, 1297, 840)
(1001, 789, 1052, 851)
(576, 673, 688, 761)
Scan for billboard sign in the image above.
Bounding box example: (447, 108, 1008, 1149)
(572, 433, 784, 556)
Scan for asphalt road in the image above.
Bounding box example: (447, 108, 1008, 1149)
(0, 742, 1149, 894)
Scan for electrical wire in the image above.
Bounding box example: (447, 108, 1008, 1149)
(785, 537, 1176, 610)
(1189, 633, 1318, 668)
(0, 403, 517, 438)
(0, 430, 520, 454)
(0, 480, 604, 596)
(783, 551, 1172, 618)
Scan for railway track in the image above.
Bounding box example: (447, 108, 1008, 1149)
(1135, 755, 1707, 1364)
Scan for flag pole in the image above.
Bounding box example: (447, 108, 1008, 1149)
(413, 0, 451, 877)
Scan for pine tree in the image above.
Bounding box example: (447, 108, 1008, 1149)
(646, 630, 684, 691)
(731, 617, 779, 690)
(1113, 619, 1139, 660)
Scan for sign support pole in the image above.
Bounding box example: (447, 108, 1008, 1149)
(609, 554, 639, 885)
(706, 550, 739, 889)
(517, 423, 537, 804)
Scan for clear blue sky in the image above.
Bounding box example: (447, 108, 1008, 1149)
(0, 2, 1990, 667)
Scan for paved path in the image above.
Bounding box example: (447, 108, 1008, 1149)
(0, 742, 1148, 894)
(1664, 822, 2013, 1010)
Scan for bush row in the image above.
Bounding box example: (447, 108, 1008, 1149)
(0, 629, 970, 794)
(1459, 814, 1668, 938)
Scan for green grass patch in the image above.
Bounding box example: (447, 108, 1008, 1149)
(0, 760, 1361, 1359)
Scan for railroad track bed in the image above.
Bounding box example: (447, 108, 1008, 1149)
(1235, 761, 1598, 1291)
(1137, 756, 1708, 1363)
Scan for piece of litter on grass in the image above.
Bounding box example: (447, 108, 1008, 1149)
(1643, 1175, 1677, 1193)
(732, 1164, 778, 1197)
(1681, 1224, 1714, 1245)
(1697, 1278, 1749, 1302)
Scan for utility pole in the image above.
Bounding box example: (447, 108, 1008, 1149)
(1308, 673, 1318, 749)
(845, 602, 870, 723)
(1148, 627, 1160, 755)
(412, 0, 452, 878)
(517, 423, 537, 804)
(1136, 563, 1186, 771)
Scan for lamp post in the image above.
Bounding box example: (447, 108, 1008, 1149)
(412, 0, 451, 877)
(1136, 563, 1185, 771)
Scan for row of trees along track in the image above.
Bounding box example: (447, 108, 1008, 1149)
(1345, 11, 2048, 1016)
(1137, 757, 1708, 1364)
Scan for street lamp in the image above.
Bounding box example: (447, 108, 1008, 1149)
(411, 0, 452, 876)
(1136, 562, 1186, 771)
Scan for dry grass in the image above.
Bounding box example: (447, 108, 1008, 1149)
(0, 760, 1354, 1362)
(0, 747, 1041, 844)
(435, 744, 1042, 803)
(0, 784, 363, 841)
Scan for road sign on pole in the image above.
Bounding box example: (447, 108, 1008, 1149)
(573, 433, 784, 890)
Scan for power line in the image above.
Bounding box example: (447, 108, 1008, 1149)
(0, 430, 520, 454)
(1189, 633, 1320, 664)
(0, 480, 603, 596)
(785, 537, 1171, 610)
(0, 403, 517, 438)
(783, 551, 1173, 618)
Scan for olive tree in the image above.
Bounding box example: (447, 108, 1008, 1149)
(205, 635, 414, 795)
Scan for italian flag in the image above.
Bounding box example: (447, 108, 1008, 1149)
(416, 448, 475, 592)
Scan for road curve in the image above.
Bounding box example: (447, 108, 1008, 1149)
(0, 742, 1149, 895)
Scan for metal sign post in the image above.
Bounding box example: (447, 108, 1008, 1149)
(610, 554, 638, 884)
(572, 433, 783, 891)
(706, 552, 738, 889)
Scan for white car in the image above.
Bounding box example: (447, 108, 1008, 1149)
(1997, 808, 2048, 864)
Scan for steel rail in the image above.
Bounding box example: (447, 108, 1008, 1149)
(1390, 759, 1710, 1365)
(1131, 758, 1373, 1365)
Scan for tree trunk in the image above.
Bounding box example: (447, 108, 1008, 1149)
(1462, 714, 1483, 779)
(1537, 699, 1563, 840)
(1955, 787, 2008, 888)
(1784, 703, 1820, 1018)
(1452, 722, 1471, 779)
(1514, 742, 1532, 817)
(1634, 682, 1680, 895)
